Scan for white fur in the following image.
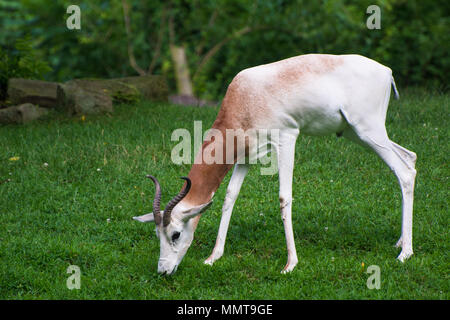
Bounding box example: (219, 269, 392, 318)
(205, 54, 416, 272)
(135, 54, 417, 274)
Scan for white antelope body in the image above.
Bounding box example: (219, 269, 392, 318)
(134, 54, 416, 275)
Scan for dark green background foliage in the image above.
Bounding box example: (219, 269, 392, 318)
(0, 0, 448, 100)
(0, 36, 51, 101)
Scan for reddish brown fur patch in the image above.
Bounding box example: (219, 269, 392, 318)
(215, 72, 274, 131)
(273, 54, 344, 91)
(184, 162, 233, 206)
(182, 86, 253, 206)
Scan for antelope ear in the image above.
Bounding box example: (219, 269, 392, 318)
(133, 211, 163, 223)
(182, 200, 213, 220)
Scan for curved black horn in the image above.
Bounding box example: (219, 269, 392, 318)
(163, 177, 191, 227)
(146, 175, 162, 225)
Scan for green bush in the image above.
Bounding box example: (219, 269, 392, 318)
(0, 36, 52, 102)
(0, 0, 447, 100)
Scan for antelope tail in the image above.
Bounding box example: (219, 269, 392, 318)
(391, 76, 400, 100)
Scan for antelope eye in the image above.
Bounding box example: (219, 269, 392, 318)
(171, 232, 181, 242)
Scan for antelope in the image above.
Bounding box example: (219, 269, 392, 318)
(133, 54, 417, 275)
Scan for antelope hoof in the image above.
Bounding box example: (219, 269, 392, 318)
(397, 250, 413, 263)
(281, 260, 298, 274)
(204, 257, 215, 266)
(204, 252, 222, 266)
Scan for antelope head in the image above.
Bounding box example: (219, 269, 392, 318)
(133, 175, 212, 275)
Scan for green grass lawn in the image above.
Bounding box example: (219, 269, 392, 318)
(0, 89, 448, 299)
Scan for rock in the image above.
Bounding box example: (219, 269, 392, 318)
(56, 81, 113, 115)
(169, 94, 218, 107)
(55, 75, 169, 115)
(5, 75, 169, 116)
(0, 103, 48, 124)
(116, 75, 168, 102)
(7, 78, 59, 108)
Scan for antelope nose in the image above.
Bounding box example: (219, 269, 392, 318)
(157, 264, 166, 274)
(157, 261, 170, 275)
(157, 267, 168, 275)
(157, 262, 177, 275)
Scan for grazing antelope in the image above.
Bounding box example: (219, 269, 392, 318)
(134, 54, 416, 275)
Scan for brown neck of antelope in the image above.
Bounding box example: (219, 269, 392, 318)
(179, 112, 241, 232)
(184, 141, 234, 206)
(182, 153, 234, 232)
(185, 114, 241, 201)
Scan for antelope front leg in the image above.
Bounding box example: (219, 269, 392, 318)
(205, 164, 249, 266)
(277, 130, 299, 274)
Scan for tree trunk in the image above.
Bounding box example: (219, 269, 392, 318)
(170, 44, 194, 96)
